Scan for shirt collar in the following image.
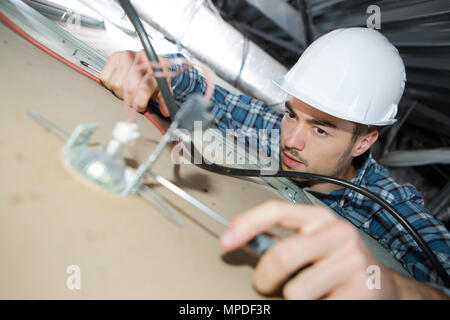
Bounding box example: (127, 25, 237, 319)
(350, 151, 372, 186)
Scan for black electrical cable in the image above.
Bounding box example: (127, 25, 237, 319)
(118, 0, 180, 119)
(197, 161, 450, 286)
(119, 0, 450, 288)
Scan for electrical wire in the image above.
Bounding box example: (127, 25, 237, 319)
(118, 0, 180, 120)
(195, 161, 450, 286)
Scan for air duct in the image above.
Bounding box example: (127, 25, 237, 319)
(130, 0, 288, 107)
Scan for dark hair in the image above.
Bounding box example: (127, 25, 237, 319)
(351, 123, 377, 143)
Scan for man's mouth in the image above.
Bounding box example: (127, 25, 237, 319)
(282, 152, 305, 169)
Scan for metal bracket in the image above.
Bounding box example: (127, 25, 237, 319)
(63, 122, 99, 158)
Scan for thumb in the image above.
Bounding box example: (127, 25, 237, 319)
(156, 91, 170, 117)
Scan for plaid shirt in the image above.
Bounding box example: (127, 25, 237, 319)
(167, 55, 450, 288)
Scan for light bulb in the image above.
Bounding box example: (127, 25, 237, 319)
(68, 145, 126, 193)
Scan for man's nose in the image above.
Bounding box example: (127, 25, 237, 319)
(284, 123, 306, 151)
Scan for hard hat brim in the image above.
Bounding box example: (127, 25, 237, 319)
(272, 78, 397, 126)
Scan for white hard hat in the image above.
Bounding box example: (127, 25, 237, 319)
(273, 28, 406, 126)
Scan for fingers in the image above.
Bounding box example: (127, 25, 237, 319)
(131, 71, 159, 113)
(218, 201, 374, 299)
(101, 50, 135, 98)
(100, 51, 120, 86)
(219, 201, 336, 252)
(253, 220, 358, 296)
(122, 53, 150, 108)
(101, 50, 173, 116)
(282, 250, 356, 300)
(280, 225, 364, 299)
(156, 91, 170, 117)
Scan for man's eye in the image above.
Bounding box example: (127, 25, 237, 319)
(315, 127, 328, 136)
(285, 110, 296, 119)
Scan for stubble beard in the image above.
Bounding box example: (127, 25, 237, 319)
(280, 141, 355, 186)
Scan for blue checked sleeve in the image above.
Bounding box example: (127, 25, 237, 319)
(163, 54, 283, 134)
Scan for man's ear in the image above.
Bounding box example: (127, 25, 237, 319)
(352, 128, 379, 157)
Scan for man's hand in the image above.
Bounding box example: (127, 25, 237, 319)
(100, 50, 171, 117)
(220, 201, 448, 299)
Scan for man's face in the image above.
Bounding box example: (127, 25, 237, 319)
(280, 98, 357, 179)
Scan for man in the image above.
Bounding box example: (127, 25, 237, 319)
(101, 28, 450, 299)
